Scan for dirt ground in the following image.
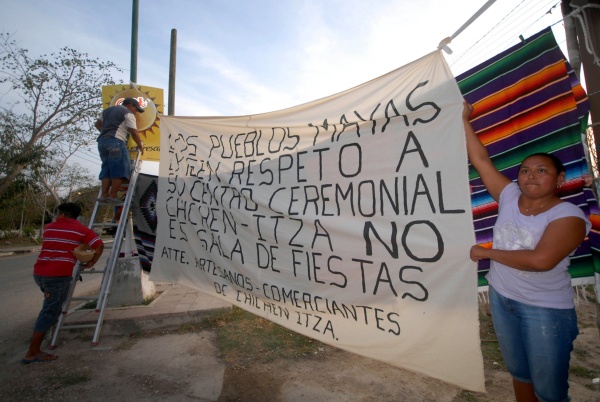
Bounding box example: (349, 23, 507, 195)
(0, 298, 598, 401)
(0, 232, 598, 400)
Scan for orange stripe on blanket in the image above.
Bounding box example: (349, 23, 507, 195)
(471, 61, 567, 118)
(589, 214, 600, 230)
(572, 84, 587, 102)
(477, 95, 577, 145)
(472, 203, 498, 216)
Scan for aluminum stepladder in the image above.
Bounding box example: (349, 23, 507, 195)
(50, 151, 143, 347)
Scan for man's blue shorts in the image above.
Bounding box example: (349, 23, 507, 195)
(33, 275, 72, 333)
(98, 136, 132, 180)
(489, 285, 578, 402)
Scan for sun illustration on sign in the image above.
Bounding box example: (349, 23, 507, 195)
(103, 84, 162, 139)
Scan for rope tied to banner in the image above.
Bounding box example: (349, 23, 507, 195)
(437, 0, 497, 54)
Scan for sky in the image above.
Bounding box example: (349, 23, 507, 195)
(0, 0, 571, 178)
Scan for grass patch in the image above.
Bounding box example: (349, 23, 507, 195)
(570, 365, 597, 379)
(80, 300, 97, 310)
(142, 291, 163, 305)
(46, 372, 90, 387)
(478, 303, 505, 370)
(172, 306, 324, 366)
(455, 390, 479, 401)
(573, 348, 589, 360)
(211, 306, 323, 365)
(173, 302, 512, 371)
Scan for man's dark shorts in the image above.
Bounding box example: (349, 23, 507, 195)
(98, 136, 131, 180)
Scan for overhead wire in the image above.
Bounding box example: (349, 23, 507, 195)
(76, 146, 102, 161)
(67, 144, 102, 170)
(520, 1, 562, 34)
(447, 0, 526, 66)
(486, 0, 560, 51)
(71, 152, 101, 167)
(453, 0, 562, 72)
(447, 0, 565, 75)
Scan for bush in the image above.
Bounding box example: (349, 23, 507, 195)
(22, 226, 37, 238)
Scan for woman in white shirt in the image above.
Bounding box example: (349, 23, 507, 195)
(463, 102, 590, 402)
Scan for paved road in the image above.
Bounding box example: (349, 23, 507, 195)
(0, 246, 111, 348)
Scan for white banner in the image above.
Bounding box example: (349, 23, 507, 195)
(152, 51, 485, 392)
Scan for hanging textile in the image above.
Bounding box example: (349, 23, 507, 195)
(131, 172, 158, 272)
(456, 27, 599, 297)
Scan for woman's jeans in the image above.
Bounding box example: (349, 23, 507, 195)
(489, 285, 578, 402)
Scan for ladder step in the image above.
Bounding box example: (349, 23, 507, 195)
(80, 269, 106, 274)
(93, 222, 119, 228)
(61, 323, 99, 330)
(71, 296, 98, 301)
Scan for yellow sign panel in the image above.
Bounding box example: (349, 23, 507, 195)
(101, 84, 163, 161)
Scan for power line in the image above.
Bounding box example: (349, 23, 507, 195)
(447, 0, 565, 75)
(75, 147, 102, 163)
(449, 0, 526, 68)
(71, 153, 101, 166)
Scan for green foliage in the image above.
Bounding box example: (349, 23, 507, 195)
(81, 300, 97, 310)
(0, 31, 123, 198)
(142, 292, 162, 305)
(573, 347, 589, 360)
(455, 390, 479, 401)
(0, 111, 47, 178)
(570, 365, 597, 379)
(22, 226, 36, 237)
(0, 178, 43, 231)
(478, 304, 506, 370)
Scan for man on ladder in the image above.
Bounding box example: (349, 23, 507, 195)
(95, 97, 145, 203)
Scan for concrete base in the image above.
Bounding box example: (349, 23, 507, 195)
(107, 219, 156, 307)
(108, 257, 143, 307)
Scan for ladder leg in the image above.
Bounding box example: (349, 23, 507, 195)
(49, 263, 83, 348)
(50, 152, 143, 346)
(94, 153, 143, 344)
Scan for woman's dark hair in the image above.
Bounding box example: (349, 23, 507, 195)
(57, 203, 81, 219)
(521, 152, 565, 173)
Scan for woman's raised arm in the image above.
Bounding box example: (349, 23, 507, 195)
(463, 102, 511, 201)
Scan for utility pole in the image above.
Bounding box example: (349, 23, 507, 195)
(561, 1, 582, 77)
(130, 0, 139, 83)
(571, 0, 600, 336)
(570, 1, 600, 143)
(563, 1, 600, 333)
(168, 29, 177, 116)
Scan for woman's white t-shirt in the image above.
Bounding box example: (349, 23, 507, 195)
(486, 183, 591, 309)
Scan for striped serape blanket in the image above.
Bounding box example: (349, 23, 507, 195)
(131, 172, 158, 272)
(456, 27, 599, 298)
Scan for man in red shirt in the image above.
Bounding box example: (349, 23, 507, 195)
(22, 203, 104, 364)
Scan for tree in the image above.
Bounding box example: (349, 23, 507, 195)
(34, 159, 95, 210)
(0, 32, 123, 197)
(0, 176, 41, 232)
